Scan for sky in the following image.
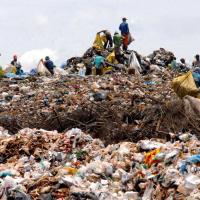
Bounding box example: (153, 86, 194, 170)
(0, 0, 200, 70)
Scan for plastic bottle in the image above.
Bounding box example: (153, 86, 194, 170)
(78, 67, 86, 77)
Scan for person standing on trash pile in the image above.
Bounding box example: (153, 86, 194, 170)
(113, 32, 123, 48)
(113, 32, 124, 64)
(98, 30, 113, 49)
(92, 51, 105, 75)
(192, 54, 200, 68)
(41, 56, 56, 75)
(10, 55, 24, 75)
(119, 17, 129, 51)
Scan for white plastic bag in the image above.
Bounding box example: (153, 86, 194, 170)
(128, 52, 142, 75)
(54, 67, 68, 75)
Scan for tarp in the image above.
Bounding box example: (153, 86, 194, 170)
(172, 71, 199, 98)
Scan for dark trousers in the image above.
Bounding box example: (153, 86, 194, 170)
(47, 68, 54, 75)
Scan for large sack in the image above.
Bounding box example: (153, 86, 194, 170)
(172, 71, 199, 98)
(128, 33, 134, 45)
(93, 33, 104, 50)
(106, 52, 118, 64)
(128, 52, 142, 75)
(37, 62, 51, 76)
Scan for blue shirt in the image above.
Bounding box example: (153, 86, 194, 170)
(119, 22, 129, 35)
(93, 56, 104, 69)
(45, 60, 55, 70)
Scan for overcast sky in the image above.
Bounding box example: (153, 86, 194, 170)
(1, 0, 200, 70)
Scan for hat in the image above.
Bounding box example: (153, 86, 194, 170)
(45, 56, 50, 61)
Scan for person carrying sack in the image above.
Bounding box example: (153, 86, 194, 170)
(119, 17, 129, 51)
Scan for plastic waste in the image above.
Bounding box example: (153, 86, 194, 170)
(124, 191, 138, 200)
(40, 160, 51, 171)
(139, 140, 164, 151)
(78, 66, 86, 77)
(0, 171, 13, 178)
(144, 148, 161, 167)
(93, 91, 108, 101)
(7, 190, 31, 200)
(144, 81, 157, 85)
(185, 174, 200, 190)
(142, 182, 154, 200)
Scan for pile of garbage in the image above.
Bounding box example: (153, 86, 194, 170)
(0, 127, 200, 199)
(147, 48, 174, 67)
(63, 47, 175, 76)
(1, 65, 200, 143)
(0, 68, 183, 142)
(2, 42, 200, 199)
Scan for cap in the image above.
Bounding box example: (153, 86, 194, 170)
(45, 56, 50, 61)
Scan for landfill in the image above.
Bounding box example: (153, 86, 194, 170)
(1, 46, 200, 199)
(1, 127, 200, 199)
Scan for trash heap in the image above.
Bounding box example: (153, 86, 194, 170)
(0, 127, 200, 199)
(63, 47, 175, 75)
(0, 69, 179, 143)
(147, 48, 175, 67)
(1, 45, 200, 199)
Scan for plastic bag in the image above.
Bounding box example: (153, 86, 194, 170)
(187, 154, 200, 164)
(128, 51, 142, 75)
(144, 148, 161, 167)
(54, 67, 67, 75)
(172, 71, 199, 98)
(185, 174, 200, 190)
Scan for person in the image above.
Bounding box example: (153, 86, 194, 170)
(92, 51, 105, 75)
(179, 58, 190, 72)
(113, 32, 124, 63)
(10, 55, 23, 75)
(41, 56, 56, 75)
(119, 17, 129, 51)
(113, 32, 123, 48)
(97, 30, 113, 49)
(192, 54, 200, 68)
(170, 57, 178, 70)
